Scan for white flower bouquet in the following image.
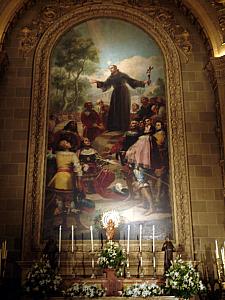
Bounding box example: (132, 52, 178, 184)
(122, 282, 163, 297)
(23, 257, 62, 298)
(164, 258, 205, 299)
(97, 241, 126, 270)
(63, 282, 106, 298)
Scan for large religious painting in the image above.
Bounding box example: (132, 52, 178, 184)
(43, 18, 172, 242)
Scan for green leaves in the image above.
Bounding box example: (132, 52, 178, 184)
(23, 257, 62, 298)
(63, 283, 105, 298)
(97, 241, 126, 270)
(164, 258, 205, 299)
(123, 283, 163, 297)
(50, 29, 99, 111)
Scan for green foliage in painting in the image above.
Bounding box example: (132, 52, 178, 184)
(50, 29, 99, 112)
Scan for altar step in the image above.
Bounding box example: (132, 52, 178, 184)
(22, 297, 180, 300)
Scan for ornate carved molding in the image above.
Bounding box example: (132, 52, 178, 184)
(207, 55, 225, 197)
(3, 0, 225, 59)
(209, 1, 225, 41)
(210, 55, 225, 82)
(0, 0, 35, 51)
(175, 0, 213, 56)
(18, 0, 192, 62)
(23, 3, 193, 260)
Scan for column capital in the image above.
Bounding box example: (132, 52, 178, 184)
(210, 55, 225, 83)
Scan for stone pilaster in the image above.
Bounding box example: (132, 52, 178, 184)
(206, 55, 225, 196)
(0, 50, 9, 78)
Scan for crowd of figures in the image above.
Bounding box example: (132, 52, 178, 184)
(44, 92, 169, 239)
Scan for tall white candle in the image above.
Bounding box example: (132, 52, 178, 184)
(152, 225, 155, 253)
(139, 224, 142, 252)
(72, 225, 74, 253)
(90, 225, 94, 252)
(59, 225, 62, 253)
(127, 225, 130, 254)
(215, 240, 219, 259)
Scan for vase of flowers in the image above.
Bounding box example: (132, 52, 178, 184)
(97, 241, 126, 275)
(23, 257, 62, 299)
(164, 258, 205, 299)
(63, 283, 106, 298)
(122, 282, 163, 297)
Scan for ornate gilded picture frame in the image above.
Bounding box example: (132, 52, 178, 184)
(22, 2, 193, 260)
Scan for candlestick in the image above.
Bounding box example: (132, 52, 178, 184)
(90, 225, 94, 252)
(59, 225, 62, 253)
(153, 253, 156, 277)
(139, 224, 142, 252)
(126, 253, 130, 278)
(100, 233, 103, 249)
(127, 258, 129, 268)
(215, 240, 219, 259)
(127, 225, 130, 254)
(90, 251, 96, 278)
(152, 225, 155, 253)
(2, 241, 7, 259)
(205, 265, 209, 282)
(139, 253, 144, 278)
(153, 254, 156, 269)
(72, 225, 74, 253)
(221, 247, 225, 270)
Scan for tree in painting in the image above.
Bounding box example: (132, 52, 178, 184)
(50, 30, 99, 113)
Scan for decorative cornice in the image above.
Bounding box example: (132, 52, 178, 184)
(18, 0, 192, 62)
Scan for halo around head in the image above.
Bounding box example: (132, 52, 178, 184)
(101, 210, 120, 228)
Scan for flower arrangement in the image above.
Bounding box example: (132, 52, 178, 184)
(164, 258, 205, 299)
(63, 283, 106, 298)
(23, 257, 62, 298)
(122, 282, 163, 297)
(97, 241, 126, 270)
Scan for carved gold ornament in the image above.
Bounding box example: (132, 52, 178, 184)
(18, 1, 192, 61)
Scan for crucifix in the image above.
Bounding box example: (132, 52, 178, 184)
(146, 65, 154, 85)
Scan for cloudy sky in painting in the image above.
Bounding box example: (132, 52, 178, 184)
(62, 18, 165, 99)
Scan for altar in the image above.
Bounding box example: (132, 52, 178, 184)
(19, 210, 205, 300)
